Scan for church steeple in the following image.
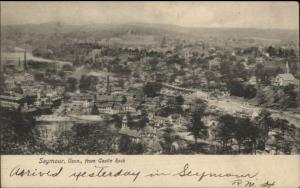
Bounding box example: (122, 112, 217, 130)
(122, 115, 128, 129)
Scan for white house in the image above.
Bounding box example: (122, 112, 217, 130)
(273, 73, 299, 86)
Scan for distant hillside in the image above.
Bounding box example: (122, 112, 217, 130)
(1, 22, 299, 50)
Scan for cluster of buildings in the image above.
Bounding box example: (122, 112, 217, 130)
(1, 36, 299, 154)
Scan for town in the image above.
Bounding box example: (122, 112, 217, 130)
(0, 22, 299, 155)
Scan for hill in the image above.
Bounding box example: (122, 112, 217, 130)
(1, 22, 299, 51)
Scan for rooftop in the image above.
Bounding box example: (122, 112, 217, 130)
(119, 128, 140, 138)
(276, 73, 296, 80)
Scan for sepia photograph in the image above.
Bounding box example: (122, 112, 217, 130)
(0, 1, 299, 156)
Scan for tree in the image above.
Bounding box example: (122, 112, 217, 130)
(13, 84, 23, 94)
(244, 85, 257, 99)
(256, 89, 268, 105)
(227, 79, 244, 97)
(162, 127, 177, 153)
(248, 56, 256, 64)
(255, 63, 265, 85)
(121, 96, 127, 105)
(79, 75, 98, 92)
(143, 82, 162, 98)
(128, 142, 144, 154)
(0, 74, 6, 94)
(66, 77, 78, 92)
(45, 68, 57, 78)
(270, 119, 296, 154)
(62, 64, 73, 72)
(266, 46, 277, 57)
(234, 118, 255, 154)
(283, 84, 298, 108)
(215, 115, 236, 152)
(119, 135, 131, 153)
(73, 55, 82, 67)
(233, 62, 248, 81)
(220, 60, 233, 80)
(138, 109, 149, 128)
(175, 95, 185, 106)
(166, 54, 185, 67)
(204, 71, 216, 89)
(58, 70, 66, 79)
(188, 110, 207, 144)
(34, 73, 45, 82)
(148, 57, 160, 71)
(191, 98, 207, 115)
(245, 122, 260, 154)
(255, 109, 274, 150)
(91, 104, 99, 115)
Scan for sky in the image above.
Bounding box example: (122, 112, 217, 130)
(1, 1, 299, 29)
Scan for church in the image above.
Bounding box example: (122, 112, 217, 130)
(273, 62, 299, 86)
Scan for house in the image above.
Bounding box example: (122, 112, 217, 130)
(273, 73, 299, 86)
(248, 76, 257, 85)
(150, 115, 170, 128)
(174, 76, 185, 85)
(96, 84, 107, 94)
(96, 101, 116, 114)
(168, 114, 187, 126)
(145, 140, 163, 154)
(208, 58, 221, 70)
(170, 140, 188, 153)
(0, 95, 22, 110)
(95, 94, 124, 114)
(256, 57, 264, 64)
(141, 126, 157, 138)
(4, 79, 16, 90)
(127, 87, 144, 102)
(0, 93, 26, 110)
(68, 92, 94, 102)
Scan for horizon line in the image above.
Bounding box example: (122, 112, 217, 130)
(2, 21, 299, 31)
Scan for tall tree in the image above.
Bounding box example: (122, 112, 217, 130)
(234, 118, 256, 154)
(175, 95, 185, 106)
(215, 115, 236, 152)
(187, 103, 208, 144)
(255, 109, 274, 150)
(91, 104, 99, 115)
(66, 77, 78, 92)
(0, 74, 6, 94)
(204, 70, 216, 89)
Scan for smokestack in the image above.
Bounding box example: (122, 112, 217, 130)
(107, 75, 111, 95)
(0, 50, 2, 73)
(18, 57, 21, 67)
(24, 51, 27, 70)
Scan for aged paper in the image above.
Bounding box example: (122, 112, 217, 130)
(0, 1, 299, 188)
(1, 155, 299, 187)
